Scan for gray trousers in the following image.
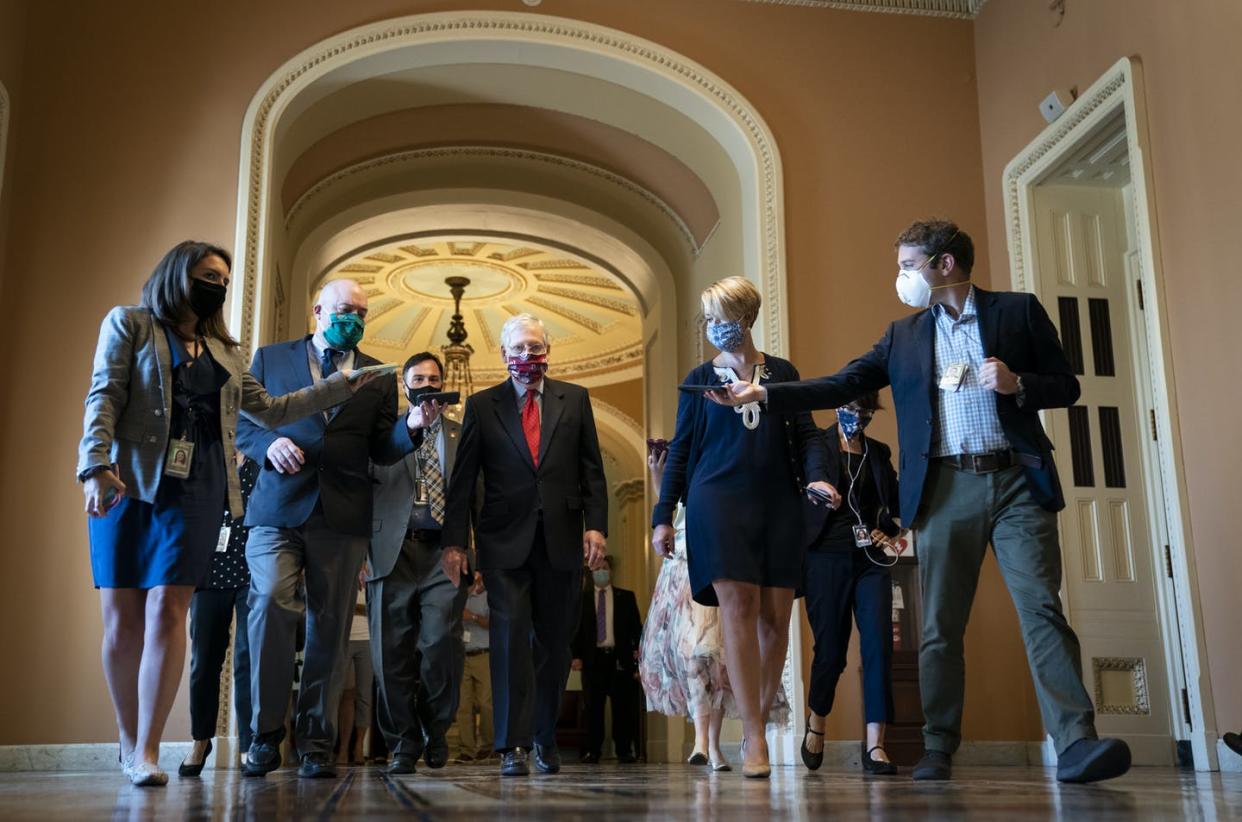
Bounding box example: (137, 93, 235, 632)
(245, 510, 368, 758)
(367, 536, 469, 757)
(916, 462, 1096, 755)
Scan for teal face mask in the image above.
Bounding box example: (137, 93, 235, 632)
(323, 312, 365, 350)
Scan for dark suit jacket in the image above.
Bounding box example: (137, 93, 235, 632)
(804, 425, 901, 547)
(442, 377, 608, 572)
(766, 288, 1080, 523)
(367, 417, 462, 580)
(573, 586, 642, 673)
(236, 336, 419, 536)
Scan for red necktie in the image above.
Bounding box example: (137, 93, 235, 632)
(522, 389, 541, 467)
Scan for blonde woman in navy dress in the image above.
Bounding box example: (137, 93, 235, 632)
(78, 242, 376, 786)
(651, 277, 831, 778)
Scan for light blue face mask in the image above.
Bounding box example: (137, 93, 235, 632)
(323, 312, 365, 351)
(592, 569, 611, 587)
(706, 320, 745, 353)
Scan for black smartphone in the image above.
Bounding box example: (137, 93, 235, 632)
(415, 391, 461, 406)
(677, 384, 728, 393)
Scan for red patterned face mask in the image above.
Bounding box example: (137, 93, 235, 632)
(507, 354, 548, 385)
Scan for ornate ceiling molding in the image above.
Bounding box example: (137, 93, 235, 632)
(739, 0, 987, 18)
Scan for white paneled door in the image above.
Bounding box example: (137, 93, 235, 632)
(1032, 183, 1175, 765)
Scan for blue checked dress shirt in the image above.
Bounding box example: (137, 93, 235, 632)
(931, 287, 1011, 457)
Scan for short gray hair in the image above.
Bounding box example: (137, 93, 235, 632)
(500, 313, 549, 351)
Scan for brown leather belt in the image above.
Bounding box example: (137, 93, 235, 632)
(935, 449, 1017, 474)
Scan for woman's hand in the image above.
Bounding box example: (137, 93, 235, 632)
(84, 468, 126, 517)
(407, 399, 445, 431)
(652, 524, 676, 558)
(806, 480, 842, 509)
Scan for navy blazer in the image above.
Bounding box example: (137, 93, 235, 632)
(236, 336, 418, 536)
(804, 425, 901, 548)
(442, 377, 608, 573)
(766, 288, 1080, 523)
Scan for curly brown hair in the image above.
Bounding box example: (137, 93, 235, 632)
(895, 218, 974, 274)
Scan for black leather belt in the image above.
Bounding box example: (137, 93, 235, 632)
(935, 449, 1016, 474)
(407, 528, 442, 543)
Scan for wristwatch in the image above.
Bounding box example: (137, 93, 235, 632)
(77, 465, 109, 483)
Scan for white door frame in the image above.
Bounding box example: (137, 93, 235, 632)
(1002, 57, 1218, 770)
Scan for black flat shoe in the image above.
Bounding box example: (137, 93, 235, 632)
(298, 752, 337, 779)
(178, 740, 212, 777)
(912, 750, 951, 781)
(1056, 738, 1131, 783)
(1224, 732, 1242, 757)
(800, 721, 824, 771)
(387, 754, 417, 775)
(862, 745, 898, 775)
(534, 743, 561, 774)
(501, 748, 530, 777)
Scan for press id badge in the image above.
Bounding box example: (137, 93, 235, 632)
(164, 437, 194, 479)
(939, 363, 967, 391)
(215, 526, 230, 553)
(852, 524, 873, 548)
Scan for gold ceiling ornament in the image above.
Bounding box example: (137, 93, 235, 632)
(441, 276, 474, 422)
(737, 0, 987, 18)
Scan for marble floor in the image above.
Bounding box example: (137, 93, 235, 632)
(0, 762, 1237, 821)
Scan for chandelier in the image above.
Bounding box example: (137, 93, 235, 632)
(440, 276, 474, 421)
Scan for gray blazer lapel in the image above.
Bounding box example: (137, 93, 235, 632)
(493, 388, 536, 472)
(537, 383, 565, 466)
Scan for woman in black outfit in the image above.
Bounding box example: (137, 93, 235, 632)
(799, 391, 904, 775)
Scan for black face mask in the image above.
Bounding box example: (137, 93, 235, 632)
(189, 279, 227, 320)
(406, 384, 439, 406)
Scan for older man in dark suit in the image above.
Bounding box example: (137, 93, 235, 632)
(367, 352, 467, 775)
(441, 313, 608, 778)
(236, 279, 438, 779)
(717, 219, 1131, 785)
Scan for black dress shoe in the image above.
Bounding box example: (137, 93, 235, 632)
(241, 738, 282, 777)
(501, 748, 530, 777)
(581, 751, 600, 764)
(387, 754, 417, 775)
(534, 743, 561, 774)
(178, 740, 212, 777)
(424, 738, 449, 770)
(298, 752, 337, 779)
(862, 746, 898, 776)
(1224, 732, 1242, 757)
(800, 722, 824, 771)
(912, 750, 951, 781)
(1056, 738, 1131, 783)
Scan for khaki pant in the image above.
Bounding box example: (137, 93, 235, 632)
(450, 651, 493, 757)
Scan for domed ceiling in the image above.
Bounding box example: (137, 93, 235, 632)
(314, 237, 643, 384)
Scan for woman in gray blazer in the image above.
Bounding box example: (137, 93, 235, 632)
(77, 241, 375, 786)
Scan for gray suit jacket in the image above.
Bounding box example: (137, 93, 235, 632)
(368, 417, 462, 580)
(77, 305, 352, 518)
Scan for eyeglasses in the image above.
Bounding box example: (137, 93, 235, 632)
(507, 342, 547, 356)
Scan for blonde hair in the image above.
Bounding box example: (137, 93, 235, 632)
(700, 276, 761, 327)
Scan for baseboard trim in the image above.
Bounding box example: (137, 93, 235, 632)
(0, 738, 242, 772)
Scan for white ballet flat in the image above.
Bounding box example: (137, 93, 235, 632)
(123, 759, 168, 787)
(711, 758, 732, 772)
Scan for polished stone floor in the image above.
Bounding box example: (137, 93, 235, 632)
(0, 762, 1238, 821)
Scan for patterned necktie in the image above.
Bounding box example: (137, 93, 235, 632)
(596, 588, 607, 645)
(522, 389, 541, 467)
(418, 421, 446, 525)
(320, 348, 338, 379)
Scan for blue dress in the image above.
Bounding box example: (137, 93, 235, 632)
(89, 328, 230, 589)
(652, 356, 827, 606)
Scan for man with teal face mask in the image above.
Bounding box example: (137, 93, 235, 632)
(237, 278, 442, 780)
(571, 556, 644, 765)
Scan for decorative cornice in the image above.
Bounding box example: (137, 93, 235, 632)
(284, 146, 698, 256)
(236, 12, 786, 360)
(536, 284, 637, 316)
(613, 478, 646, 505)
(739, 0, 986, 19)
(591, 397, 645, 442)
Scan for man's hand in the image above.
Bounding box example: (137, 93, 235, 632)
(83, 468, 126, 517)
(339, 368, 382, 392)
(806, 480, 842, 510)
(407, 399, 445, 431)
(583, 530, 607, 570)
(441, 546, 469, 588)
(979, 357, 1019, 395)
(571, 658, 583, 672)
(469, 570, 485, 596)
(706, 381, 767, 407)
(651, 524, 675, 558)
(266, 437, 305, 474)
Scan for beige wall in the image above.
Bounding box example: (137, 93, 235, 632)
(0, 0, 1040, 746)
(974, 0, 1242, 735)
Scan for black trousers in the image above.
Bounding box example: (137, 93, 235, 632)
(804, 549, 894, 723)
(581, 649, 640, 759)
(189, 586, 253, 749)
(482, 523, 582, 751)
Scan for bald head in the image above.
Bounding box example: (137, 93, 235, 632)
(311, 278, 369, 345)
